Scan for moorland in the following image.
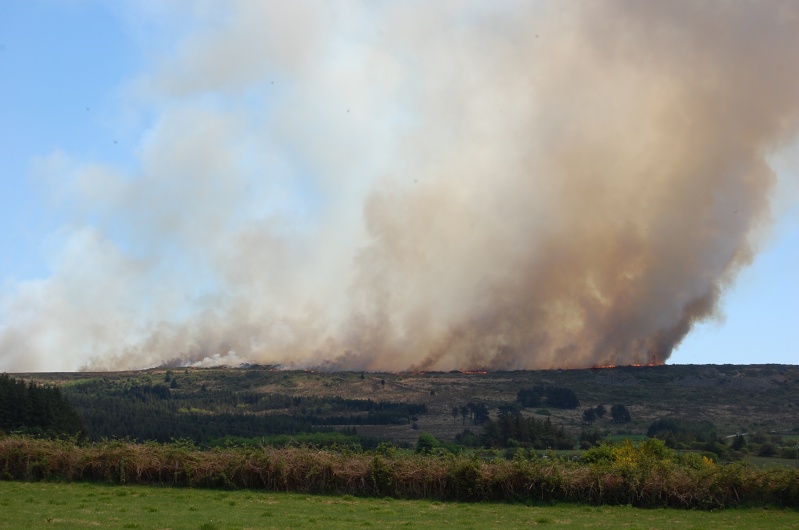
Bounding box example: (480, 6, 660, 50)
(11, 363, 799, 454)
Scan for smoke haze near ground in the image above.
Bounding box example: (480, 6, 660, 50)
(2, 1, 799, 372)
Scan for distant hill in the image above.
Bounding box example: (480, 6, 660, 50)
(12, 364, 799, 450)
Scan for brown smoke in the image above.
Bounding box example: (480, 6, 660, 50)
(1, 1, 798, 372)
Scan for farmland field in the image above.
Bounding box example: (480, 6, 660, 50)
(1, 481, 798, 529)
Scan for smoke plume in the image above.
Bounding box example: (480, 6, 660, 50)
(2, 1, 799, 372)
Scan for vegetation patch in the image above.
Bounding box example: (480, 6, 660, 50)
(2, 435, 799, 509)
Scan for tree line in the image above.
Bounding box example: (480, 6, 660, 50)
(480, 409, 574, 449)
(0, 374, 83, 437)
(517, 386, 579, 409)
(582, 404, 631, 424)
(60, 376, 425, 444)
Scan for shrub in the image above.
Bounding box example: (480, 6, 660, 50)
(647, 418, 717, 445)
(415, 433, 440, 454)
(758, 443, 777, 457)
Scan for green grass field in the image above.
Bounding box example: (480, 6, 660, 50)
(1, 481, 798, 529)
(743, 456, 798, 469)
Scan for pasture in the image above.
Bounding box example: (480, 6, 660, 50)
(1, 481, 798, 529)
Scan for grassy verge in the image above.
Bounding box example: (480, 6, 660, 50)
(2, 481, 799, 530)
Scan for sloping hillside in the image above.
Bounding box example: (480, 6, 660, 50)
(14, 364, 799, 447)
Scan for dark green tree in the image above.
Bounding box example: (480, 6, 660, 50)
(579, 428, 603, 448)
(466, 402, 490, 425)
(460, 405, 469, 425)
(517, 386, 579, 409)
(415, 433, 440, 454)
(0, 374, 83, 437)
(610, 404, 631, 424)
(545, 387, 579, 408)
(647, 418, 717, 444)
(516, 388, 542, 407)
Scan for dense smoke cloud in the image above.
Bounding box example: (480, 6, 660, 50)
(2, 1, 798, 372)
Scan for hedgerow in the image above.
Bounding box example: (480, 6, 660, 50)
(1, 435, 797, 508)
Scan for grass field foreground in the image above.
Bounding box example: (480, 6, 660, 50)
(1, 481, 798, 530)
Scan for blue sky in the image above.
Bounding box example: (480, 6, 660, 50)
(670, 202, 799, 365)
(0, 1, 797, 371)
(0, 1, 137, 279)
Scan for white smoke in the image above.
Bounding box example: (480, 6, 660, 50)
(1, 1, 798, 372)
